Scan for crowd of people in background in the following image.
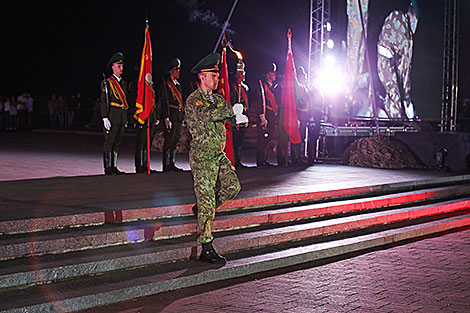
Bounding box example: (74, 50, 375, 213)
(0, 92, 104, 131)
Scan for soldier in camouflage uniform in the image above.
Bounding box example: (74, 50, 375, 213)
(186, 53, 241, 264)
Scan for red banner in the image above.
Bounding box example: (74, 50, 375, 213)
(134, 26, 154, 124)
(218, 48, 235, 166)
(281, 29, 301, 144)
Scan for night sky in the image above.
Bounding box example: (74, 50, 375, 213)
(1, 0, 468, 119)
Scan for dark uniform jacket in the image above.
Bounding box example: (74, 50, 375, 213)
(230, 81, 249, 112)
(158, 78, 184, 123)
(100, 75, 128, 120)
(255, 80, 279, 118)
(295, 81, 311, 122)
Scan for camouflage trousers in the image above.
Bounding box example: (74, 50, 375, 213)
(189, 149, 241, 244)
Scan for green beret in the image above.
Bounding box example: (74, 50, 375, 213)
(106, 52, 124, 69)
(191, 53, 220, 74)
(167, 58, 181, 72)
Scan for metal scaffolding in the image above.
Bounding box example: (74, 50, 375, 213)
(307, 0, 331, 87)
(440, 0, 459, 132)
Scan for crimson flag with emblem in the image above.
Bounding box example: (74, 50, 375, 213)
(218, 47, 235, 166)
(281, 29, 301, 144)
(134, 24, 154, 124)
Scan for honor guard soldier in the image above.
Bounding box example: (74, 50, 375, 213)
(256, 62, 279, 167)
(101, 52, 129, 175)
(292, 66, 310, 165)
(158, 58, 184, 172)
(186, 53, 243, 264)
(230, 61, 249, 168)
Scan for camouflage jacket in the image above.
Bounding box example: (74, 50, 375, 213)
(185, 87, 234, 154)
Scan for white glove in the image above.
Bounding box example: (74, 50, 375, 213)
(259, 114, 268, 128)
(233, 103, 249, 124)
(164, 117, 172, 130)
(102, 117, 111, 131)
(233, 103, 244, 115)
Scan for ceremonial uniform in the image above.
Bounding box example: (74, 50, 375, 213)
(230, 74, 249, 168)
(255, 63, 279, 166)
(186, 53, 241, 264)
(159, 58, 184, 172)
(100, 52, 128, 175)
(292, 69, 310, 164)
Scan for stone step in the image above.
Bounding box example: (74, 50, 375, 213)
(2, 175, 469, 235)
(1, 186, 469, 260)
(1, 214, 469, 313)
(1, 198, 468, 290)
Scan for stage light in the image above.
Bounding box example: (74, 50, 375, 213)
(324, 55, 336, 67)
(326, 21, 332, 32)
(326, 39, 334, 49)
(315, 55, 346, 96)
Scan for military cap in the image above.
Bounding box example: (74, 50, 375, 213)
(191, 53, 220, 73)
(264, 62, 277, 74)
(106, 52, 124, 69)
(167, 58, 181, 72)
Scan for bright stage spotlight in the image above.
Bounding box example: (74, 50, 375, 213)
(315, 56, 346, 96)
(326, 39, 334, 49)
(326, 21, 332, 32)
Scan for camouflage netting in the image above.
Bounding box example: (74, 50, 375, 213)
(151, 125, 190, 153)
(343, 135, 424, 169)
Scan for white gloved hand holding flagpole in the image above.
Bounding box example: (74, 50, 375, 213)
(233, 103, 248, 124)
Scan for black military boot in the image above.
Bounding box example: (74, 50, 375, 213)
(142, 150, 157, 173)
(103, 151, 115, 176)
(291, 144, 300, 166)
(112, 150, 125, 175)
(169, 150, 184, 172)
(135, 150, 145, 174)
(162, 149, 171, 172)
(200, 240, 226, 264)
(191, 204, 198, 219)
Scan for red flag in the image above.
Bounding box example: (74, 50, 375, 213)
(134, 25, 154, 124)
(218, 47, 235, 166)
(281, 29, 301, 144)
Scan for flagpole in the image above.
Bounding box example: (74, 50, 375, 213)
(147, 118, 150, 174)
(213, 0, 239, 53)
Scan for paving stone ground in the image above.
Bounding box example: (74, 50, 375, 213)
(81, 228, 470, 313)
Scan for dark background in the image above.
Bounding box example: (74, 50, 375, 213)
(1, 0, 468, 120)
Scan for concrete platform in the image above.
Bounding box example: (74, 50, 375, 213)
(0, 131, 464, 224)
